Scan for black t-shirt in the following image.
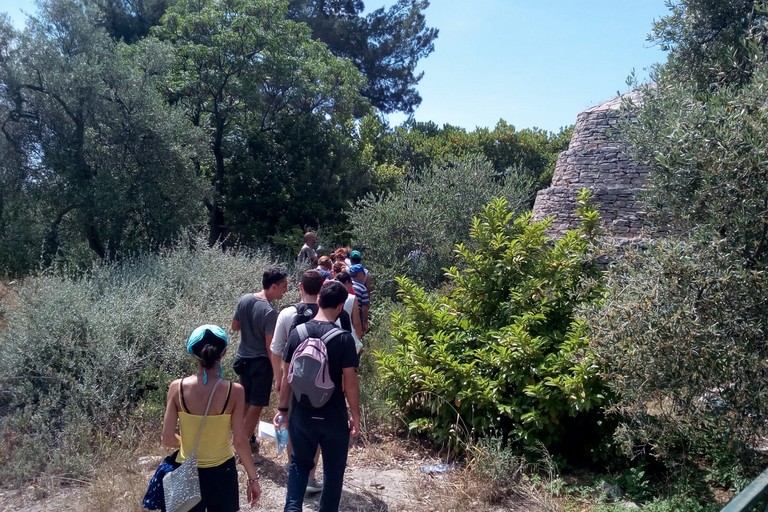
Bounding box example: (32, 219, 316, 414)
(283, 319, 359, 411)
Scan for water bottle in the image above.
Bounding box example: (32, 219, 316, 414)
(275, 414, 289, 455)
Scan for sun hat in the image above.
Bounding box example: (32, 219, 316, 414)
(186, 324, 228, 383)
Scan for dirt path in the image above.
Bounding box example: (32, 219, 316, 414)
(0, 437, 542, 511)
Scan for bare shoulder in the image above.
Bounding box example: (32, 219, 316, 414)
(168, 378, 182, 393)
(230, 381, 245, 397)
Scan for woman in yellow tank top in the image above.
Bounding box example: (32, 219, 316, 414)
(162, 325, 260, 510)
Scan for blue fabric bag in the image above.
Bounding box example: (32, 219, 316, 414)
(142, 450, 181, 511)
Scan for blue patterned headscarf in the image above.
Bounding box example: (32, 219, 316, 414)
(186, 324, 228, 384)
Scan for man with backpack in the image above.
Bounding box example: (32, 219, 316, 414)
(270, 269, 325, 388)
(275, 281, 360, 512)
(270, 268, 325, 492)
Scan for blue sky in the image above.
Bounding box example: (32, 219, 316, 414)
(2, 0, 669, 133)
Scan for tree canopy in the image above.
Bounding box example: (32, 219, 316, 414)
(153, 0, 369, 245)
(287, 0, 437, 114)
(0, 0, 206, 268)
(650, 0, 768, 90)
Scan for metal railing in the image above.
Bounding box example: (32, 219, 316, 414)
(721, 467, 768, 511)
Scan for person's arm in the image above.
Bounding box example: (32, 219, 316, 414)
(342, 366, 360, 438)
(360, 303, 370, 333)
(270, 309, 292, 391)
(351, 296, 363, 340)
(270, 348, 283, 393)
(231, 384, 261, 506)
(161, 379, 181, 447)
(274, 332, 296, 427)
(232, 298, 241, 331)
(264, 308, 278, 383)
(273, 360, 292, 428)
(278, 361, 292, 410)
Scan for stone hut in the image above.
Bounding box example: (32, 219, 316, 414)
(532, 91, 663, 241)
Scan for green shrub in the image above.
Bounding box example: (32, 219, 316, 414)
(0, 234, 279, 483)
(375, 192, 609, 451)
(465, 436, 527, 503)
(587, 237, 768, 482)
(638, 495, 718, 512)
(347, 154, 535, 298)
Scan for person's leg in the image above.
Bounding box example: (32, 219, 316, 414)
(306, 446, 321, 488)
(244, 358, 273, 441)
(317, 410, 350, 512)
(198, 458, 239, 512)
(287, 434, 321, 489)
(243, 405, 263, 442)
(284, 406, 318, 512)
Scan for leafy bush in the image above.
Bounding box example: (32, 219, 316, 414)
(0, 234, 279, 483)
(347, 154, 535, 298)
(587, 237, 768, 477)
(598, 49, 768, 485)
(375, 192, 609, 451)
(624, 62, 768, 269)
(637, 496, 718, 512)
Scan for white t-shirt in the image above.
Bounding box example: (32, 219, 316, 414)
(336, 294, 363, 353)
(271, 305, 297, 357)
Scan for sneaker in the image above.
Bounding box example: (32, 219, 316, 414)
(305, 477, 322, 494)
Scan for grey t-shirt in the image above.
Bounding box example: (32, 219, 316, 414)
(297, 244, 316, 266)
(233, 293, 277, 359)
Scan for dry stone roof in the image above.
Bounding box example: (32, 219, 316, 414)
(532, 91, 666, 242)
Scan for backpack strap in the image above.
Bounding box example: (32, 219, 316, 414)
(296, 323, 343, 345)
(320, 327, 344, 344)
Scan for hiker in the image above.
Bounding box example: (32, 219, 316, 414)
(315, 255, 333, 280)
(232, 268, 288, 453)
(348, 250, 373, 296)
(275, 280, 361, 512)
(331, 260, 346, 278)
(161, 325, 260, 510)
(335, 271, 364, 352)
(332, 247, 350, 265)
(270, 269, 325, 494)
(348, 263, 370, 334)
(297, 232, 318, 266)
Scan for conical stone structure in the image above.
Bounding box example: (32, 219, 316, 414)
(532, 92, 665, 241)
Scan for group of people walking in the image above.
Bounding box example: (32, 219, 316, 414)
(157, 232, 370, 511)
(298, 232, 372, 336)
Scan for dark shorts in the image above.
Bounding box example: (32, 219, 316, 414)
(234, 356, 273, 406)
(190, 456, 239, 512)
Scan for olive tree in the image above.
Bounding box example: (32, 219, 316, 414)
(0, 1, 206, 271)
